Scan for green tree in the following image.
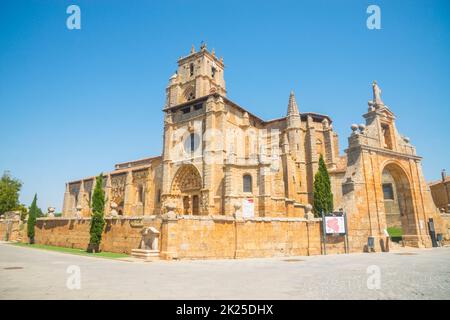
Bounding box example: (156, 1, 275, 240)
(0, 171, 22, 215)
(27, 194, 38, 244)
(313, 154, 334, 217)
(16, 204, 28, 221)
(89, 174, 106, 253)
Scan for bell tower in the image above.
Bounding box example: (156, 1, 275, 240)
(165, 43, 226, 108)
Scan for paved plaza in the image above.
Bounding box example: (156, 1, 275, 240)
(0, 242, 449, 300)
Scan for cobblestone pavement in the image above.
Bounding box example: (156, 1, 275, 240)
(1, 242, 449, 299)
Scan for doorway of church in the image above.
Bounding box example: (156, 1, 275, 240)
(171, 164, 203, 215)
(381, 163, 415, 242)
(192, 195, 199, 215)
(183, 196, 190, 215)
(182, 194, 200, 215)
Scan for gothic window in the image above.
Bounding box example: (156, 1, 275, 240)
(316, 139, 324, 157)
(211, 66, 216, 78)
(184, 132, 200, 153)
(190, 133, 195, 152)
(137, 185, 145, 204)
(156, 189, 161, 204)
(184, 86, 196, 101)
(382, 183, 394, 200)
(182, 107, 190, 114)
(189, 63, 194, 77)
(243, 174, 252, 193)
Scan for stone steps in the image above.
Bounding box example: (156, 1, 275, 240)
(131, 249, 160, 261)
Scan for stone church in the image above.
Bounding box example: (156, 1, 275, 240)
(62, 44, 446, 250)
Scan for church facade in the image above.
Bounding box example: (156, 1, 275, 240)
(62, 45, 446, 251)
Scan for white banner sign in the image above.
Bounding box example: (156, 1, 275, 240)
(242, 198, 255, 218)
(324, 216, 346, 234)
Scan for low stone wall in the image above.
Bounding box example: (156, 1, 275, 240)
(34, 216, 163, 253)
(0, 215, 346, 259)
(160, 215, 345, 259)
(441, 214, 450, 244)
(0, 219, 22, 241)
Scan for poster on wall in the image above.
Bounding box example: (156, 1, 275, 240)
(242, 198, 255, 218)
(324, 216, 346, 234)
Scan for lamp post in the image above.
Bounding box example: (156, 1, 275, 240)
(442, 169, 449, 213)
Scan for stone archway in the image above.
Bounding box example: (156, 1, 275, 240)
(170, 164, 202, 215)
(381, 163, 416, 238)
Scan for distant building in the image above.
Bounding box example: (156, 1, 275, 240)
(429, 175, 450, 212)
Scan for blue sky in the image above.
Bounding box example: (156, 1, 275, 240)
(0, 0, 449, 211)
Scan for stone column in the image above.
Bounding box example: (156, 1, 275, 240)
(123, 171, 133, 216)
(322, 119, 337, 168)
(305, 115, 318, 204)
(160, 204, 179, 259)
(62, 183, 71, 217)
(104, 175, 112, 216)
(78, 180, 89, 217)
(223, 164, 234, 216)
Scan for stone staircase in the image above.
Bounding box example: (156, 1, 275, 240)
(131, 248, 160, 261)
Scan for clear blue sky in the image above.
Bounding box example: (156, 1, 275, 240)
(1, 0, 449, 212)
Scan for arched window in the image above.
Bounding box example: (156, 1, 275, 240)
(189, 63, 194, 77)
(316, 138, 324, 157)
(184, 132, 200, 153)
(243, 174, 252, 193)
(184, 86, 195, 101)
(156, 189, 161, 204)
(137, 185, 145, 204)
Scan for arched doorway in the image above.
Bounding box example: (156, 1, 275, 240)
(171, 164, 202, 215)
(381, 163, 416, 239)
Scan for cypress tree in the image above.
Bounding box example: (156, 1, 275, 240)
(27, 194, 38, 244)
(89, 174, 105, 253)
(313, 154, 334, 217)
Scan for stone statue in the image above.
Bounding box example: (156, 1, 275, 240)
(304, 204, 314, 220)
(233, 201, 242, 218)
(372, 81, 384, 106)
(110, 202, 118, 217)
(47, 207, 55, 218)
(75, 205, 82, 219)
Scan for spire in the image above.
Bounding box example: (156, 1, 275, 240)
(287, 91, 300, 116)
(190, 44, 196, 54)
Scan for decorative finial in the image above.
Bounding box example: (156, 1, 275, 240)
(190, 44, 196, 54)
(287, 91, 300, 116)
(200, 41, 207, 51)
(211, 48, 215, 57)
(372, 80, 384, 106)
(220, 56, 223, 63)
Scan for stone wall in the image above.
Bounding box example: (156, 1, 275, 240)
(0, 219, 21, 241)
(441, 214, 450, 243)
(0, 217, 162, 254)
(429, 179, 450, 212)
(159, 215, 345, 259)
(0, 216, 346, 259)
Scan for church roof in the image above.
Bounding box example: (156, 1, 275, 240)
(164, 93, 332, 125)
